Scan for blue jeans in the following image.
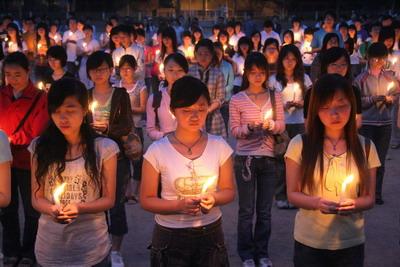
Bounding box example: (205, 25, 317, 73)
(359, 125, 391, 200)
(294, 241, 364, 267)
(235, 156, 277, 261)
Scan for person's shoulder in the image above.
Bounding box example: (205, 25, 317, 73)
(95, 136, 118, 148)
(207, 133, 232, 150)
(230, 90, 246, 101)
(146, 136, 169, 153)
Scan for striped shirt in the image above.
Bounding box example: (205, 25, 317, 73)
(229, 90, 285, 157)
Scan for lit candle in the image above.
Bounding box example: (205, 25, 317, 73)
(201, 176, 217, 194)
(159, 62, 164, 74)
(37, 81, 44, 90)
(69, 32, 73, 37)
(387, 81, 395, 95)
(83, 42, 87, 51)
(37, 43, 42, 50)
(90, 100, 98, 115)
(53, 35, 59, 42)
(263, 109, 273, 122)
(340, 174, 354, 202)
(293, 82, 300, 101)
(53, 182, 67, 206)
(390, 57, 398, 66)
(115, 56, 121, 67)
(4, 37, 8, 42)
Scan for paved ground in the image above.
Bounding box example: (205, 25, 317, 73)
(121, 139, 400, 267)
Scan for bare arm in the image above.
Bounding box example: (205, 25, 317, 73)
(0, 161, 11, 207)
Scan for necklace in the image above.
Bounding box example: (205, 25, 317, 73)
(173, 132, 203, 155)
(325, 136, 344, 154)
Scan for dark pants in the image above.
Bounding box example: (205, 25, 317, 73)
(109, 157, 130, 236)
(150, 219, 229, 267)
(359, 125, 391, 200)
(235, 156, 277, 261)
(220, 102, 229, 136)
(294, 241, 364, 267)
(66, 61, 78, 77)
(275, 124, 305, 201)
(93, 254, 111, 267)
(0, 168, 39, 260)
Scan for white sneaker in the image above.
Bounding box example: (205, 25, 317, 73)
(111, 251, 125, 267)
(259, 257, 273, 267)
(242, 259, 256, 267)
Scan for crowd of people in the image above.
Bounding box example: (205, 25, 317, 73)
(0, 9, 399, 267)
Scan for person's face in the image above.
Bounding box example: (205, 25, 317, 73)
(239, 43, 249, 54)
(369, 57, 386, 69)
(324, 15, 335, 28)
(339, 27, 348, 37)
(111, 34, 121, 46)
(7, 28, 16, 38)
(48, 56, 62, 70)
(69, 20, 77, 31)
(183, 36, 192, 46)
(246, 66, 267, 87)
(118, 32, 131, 47)
(51, 96, 86, 137)
(105, 24, 112, 33)
(164, 60, 186, 86)
(318, 90, 351, 131)
(348, 28, 356, 38)
(264, 44, 279, 64)
(213, 28, 220, 36)
(235, 25, 241, 34)
(89, 62, 111, 84)
(4, 64, 29, 91)
(226, 27, 234, 36)
(282, 52, 297, 72)
(193, 32, 201, 40)
(195, 47, 213, 68)
(50, 25, 57, 33)
(110, 19, 118, 27)
(219, 34, 228, 44)
(354, 21, 362, 30)
(251, 34, 260, 45)
(304, 34, 313, 43)
(77, 22, 84, 31)
(264, 26, 273, 33)
(37, 28, 46, 37)
(215, 48, 223, 61)
(84, 29, 92, 39)
(370, 26, 380, 39)
(120, 63, 136, 81)
(292, 21, 300, 30)
(327, 56, 348, 77)
(136, 35, 145, 45)
(162, 37, 172, 48)
(326, 37, 339, 50)
(383, 38, 394, 50)
(382, 19, 392, 27)
(283, 33, 292, 44)
(172, 95, 209, 132)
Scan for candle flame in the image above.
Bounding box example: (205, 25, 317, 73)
(159, 63, 164, 73)
(37, 43, 42, 49)
(263, 109, 273, 121)
(201, 176, 217, 194)
(37, 81, 44, 90)
(53, 182, 66, 205)
(83, 42, 87, 48)
(387, 81, 395, 92)
(390, 57, 398, 65)
(341, 175, 354, 193)
(4, 37, 8, 41)
(90, 101, 98, 114)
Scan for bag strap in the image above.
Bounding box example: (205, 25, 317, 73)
(269, 88, 277, 121)
(12, 91, 43, 135)
(152, 90, 162, 127)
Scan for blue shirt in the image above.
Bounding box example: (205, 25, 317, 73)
(311, 29, 344, 49)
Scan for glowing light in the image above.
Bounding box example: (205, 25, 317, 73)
(53, 183, 67, 206)
(201, 176, 217, 194)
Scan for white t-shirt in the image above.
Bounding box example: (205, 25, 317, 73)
(261, 30, 281, 46)
(144, 134, 233, 228)
(0, 130, 12, 163)
(28, 137, 119, 266)
(300, 40, 315, 66)
(62, 30, 85, 62)
(117, 80, 147, 127)
(2, 40, 28, 55)
(269, 74, 312, 124)
(232, 53, 245, 87)
(178, 44, 195, 60)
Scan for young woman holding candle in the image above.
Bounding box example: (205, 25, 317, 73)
(229, 52, 285, 267)
(3, 23, 27, 56)
(30, 78, 118, 267)
(146, 53, 188, 141)
(189, 39, 227, 138)
(354, 42, 399, 205)
(141, 75, 235, 267)
(218, 30, 235, 60)
(0, 130, 11, 208)
(0, 52, 49, 267)
(78, 24, 100, 89)
(86, 51, 134, 266)
(34, 23, 54, 83)
(285, 74, 380, 267)
(250, 31, 263, 53)
(232, 36, 252, 94)
(269, 44, 312, 209)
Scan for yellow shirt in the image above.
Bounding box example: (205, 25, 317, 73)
(285, 134, 381, 250)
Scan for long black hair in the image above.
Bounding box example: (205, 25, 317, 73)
(5, 23, 23, 50)
(160, 26, 178, 60)
(240, 52, 269, 91)
(320, 47, 352, 81)
(276, 44, 306, 94)
(321, 32, 339, 52)
(34, 78, 101, 193)
(36, 23, 51, 52)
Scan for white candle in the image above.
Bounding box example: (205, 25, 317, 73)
(37, 81, 44, 90)
(263, 109, 273, 122)
(83, 42, 87, 51)
(387, 81, 395, 94)
(340, 174, 354, 202)
(53, 182, 67, 206)
(159, 62, 164, 74)
(37, 43, 42, 50)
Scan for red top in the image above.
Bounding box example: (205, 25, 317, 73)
(0, 82, 49, 170)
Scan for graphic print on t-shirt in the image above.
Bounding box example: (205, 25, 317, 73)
(49, 174, 90, 205)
